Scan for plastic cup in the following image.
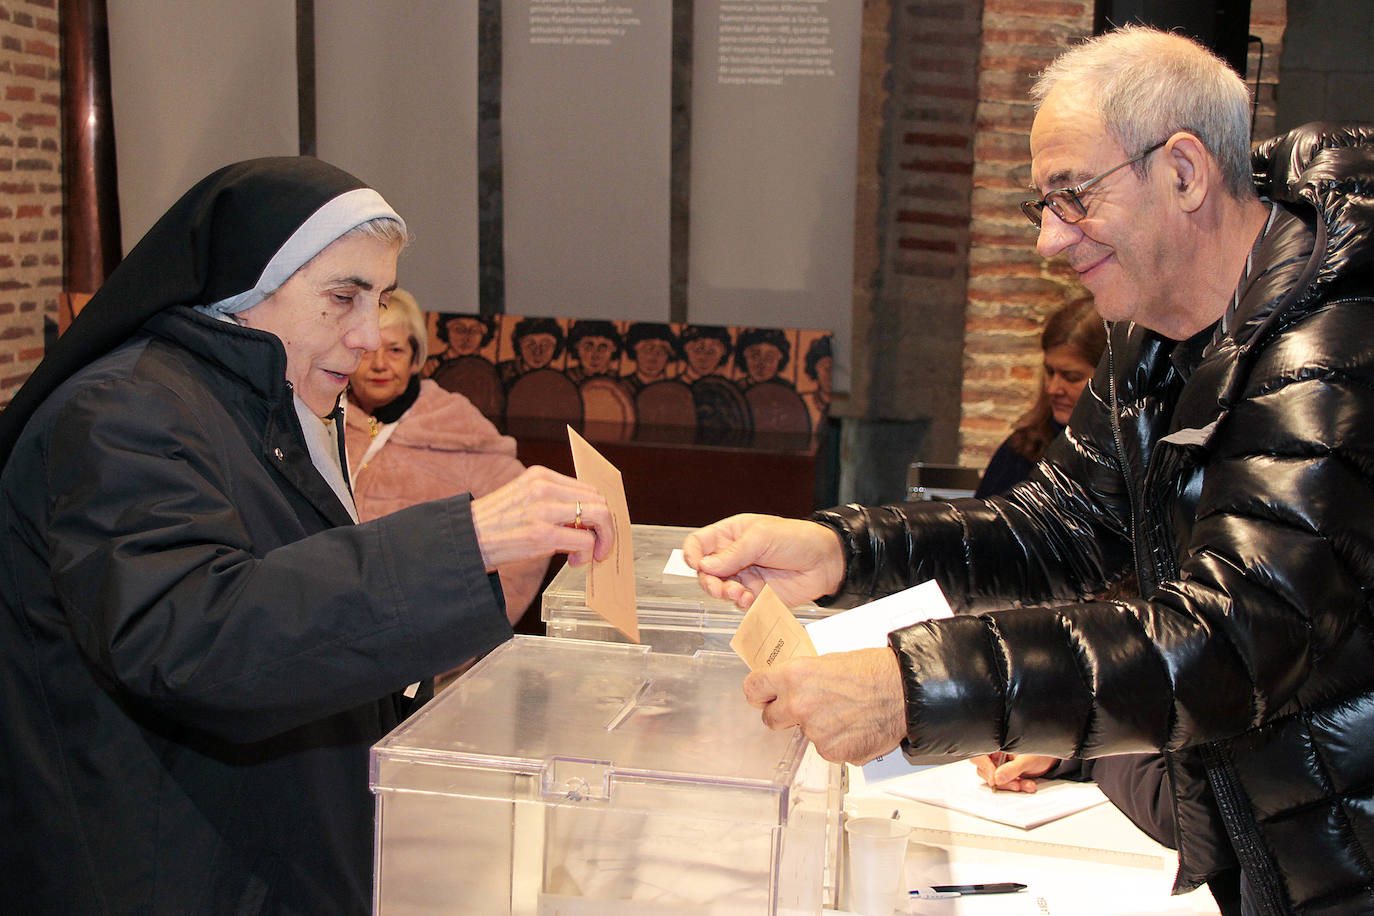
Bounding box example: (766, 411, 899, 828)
(845, 816, 912, 915)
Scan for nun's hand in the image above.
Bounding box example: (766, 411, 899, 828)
(470, 466, 611, 570)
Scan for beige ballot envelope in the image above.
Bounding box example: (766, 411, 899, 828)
(567, 426, 638, 642)
(730, 583, 817, 671)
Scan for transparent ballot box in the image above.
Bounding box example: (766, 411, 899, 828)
(371, 636, 842, 915)
(541, 524, 829, 654)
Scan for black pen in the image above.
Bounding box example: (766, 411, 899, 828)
(910, 882, 1027, 899)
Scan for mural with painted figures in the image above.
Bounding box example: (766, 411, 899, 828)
(419, 312, 832, 447)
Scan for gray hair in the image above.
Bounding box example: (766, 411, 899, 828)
(378, 286, 428, 371)
(342, 215, 410, 250)
(1031, 25, 1256, 200)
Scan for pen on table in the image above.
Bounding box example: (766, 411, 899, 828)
(910, 882, 1027, 899)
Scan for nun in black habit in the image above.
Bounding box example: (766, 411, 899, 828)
(0, 157, 612, 914)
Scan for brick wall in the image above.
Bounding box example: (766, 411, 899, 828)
(956, 0, 1288, 469)
(0, 0, 61, 411)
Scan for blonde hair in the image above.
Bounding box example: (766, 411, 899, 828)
(380, 287, 428, 371)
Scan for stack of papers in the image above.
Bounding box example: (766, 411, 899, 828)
(726, 578, 954, 672)
(882, 762, 1109, 830)
(804, 579, 952, 653)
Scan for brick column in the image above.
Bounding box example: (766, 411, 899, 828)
(0, 0, 63, 409)
(959, 0, 1093, 468)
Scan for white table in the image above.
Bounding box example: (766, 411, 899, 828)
(839, 764, 1222, 915)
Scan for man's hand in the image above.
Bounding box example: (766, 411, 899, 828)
(742, 648, 906, 764)
(970, 753, 1057, 793)
(683, 513, 845, 609)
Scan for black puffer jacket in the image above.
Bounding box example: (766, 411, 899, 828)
(815, 123, 1374, 915)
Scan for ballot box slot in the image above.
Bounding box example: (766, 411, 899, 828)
(604, 678, 655, 731)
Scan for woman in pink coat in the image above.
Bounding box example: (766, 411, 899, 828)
(346, 289, 547, 628)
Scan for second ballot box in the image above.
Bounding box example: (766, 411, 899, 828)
(541, 523, 835, 654)
(371, 635, 842, 915)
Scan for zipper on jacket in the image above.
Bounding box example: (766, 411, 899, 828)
(1200, 744, 1288, 914)
(1106, 335, 1148, 592)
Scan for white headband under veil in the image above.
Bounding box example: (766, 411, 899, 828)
(197, 187, 404, 318)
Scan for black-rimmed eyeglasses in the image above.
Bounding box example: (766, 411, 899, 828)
(1021, 140, 1167, 228)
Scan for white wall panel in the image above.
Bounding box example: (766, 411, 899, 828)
(315, 3, 479, 314)
(501, 0, 671, 321)
(689, 0, 861, 389)
(109, 0, 297, 253)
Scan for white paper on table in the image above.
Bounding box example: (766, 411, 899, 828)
(804, 579, 952, 655)
(662, 548, 696, 577)
(883, 761, 1109, 830)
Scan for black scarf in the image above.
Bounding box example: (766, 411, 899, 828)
(0, 157, 369, 469)
(369, 375, 422, 425)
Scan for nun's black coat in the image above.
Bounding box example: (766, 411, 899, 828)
(0, 159, 512, 913)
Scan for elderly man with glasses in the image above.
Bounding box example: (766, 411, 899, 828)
(684, 25, 1374, 916)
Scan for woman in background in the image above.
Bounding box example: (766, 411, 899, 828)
(974, 297, 1105, 498)
(346, 288, 547, 627)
